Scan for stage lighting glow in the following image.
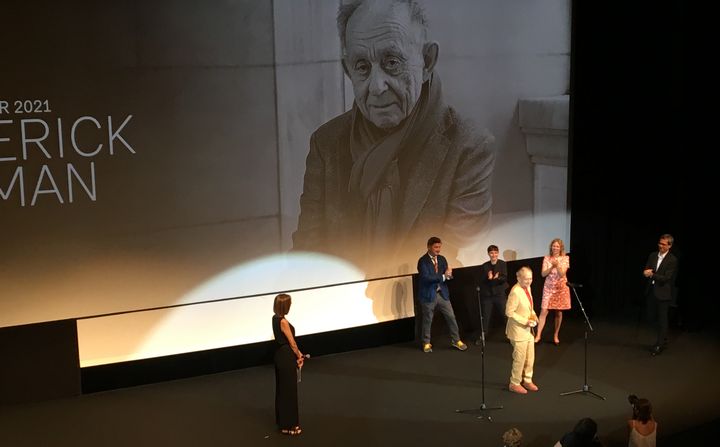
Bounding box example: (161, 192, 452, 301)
(174, 251, 367, 304)
(77, 252, 414, 366)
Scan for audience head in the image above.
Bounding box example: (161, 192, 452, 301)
(502, 427, 522, 447)
(574, 417, 598, 439)
(629, 394, 653, 423)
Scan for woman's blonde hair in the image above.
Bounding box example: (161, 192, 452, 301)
(548, 238, 566, 256)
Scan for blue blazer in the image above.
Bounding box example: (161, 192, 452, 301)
(417, 253, 450, 303)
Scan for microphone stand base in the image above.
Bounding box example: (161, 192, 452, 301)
(455, 404, 503, 422)
(560, 384, 605, 400)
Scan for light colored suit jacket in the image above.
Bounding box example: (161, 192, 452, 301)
(505, 284, 537, 342)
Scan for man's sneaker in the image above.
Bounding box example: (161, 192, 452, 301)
(451, 340, 468, 351)
(509, 383, 527, 394)
(423, 343, 433, 353)
(650, 344, 666, 356)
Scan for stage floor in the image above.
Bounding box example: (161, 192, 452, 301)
(1, 318, 718, 446)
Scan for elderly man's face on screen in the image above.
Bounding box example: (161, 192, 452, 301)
(343, 2, 430, 129)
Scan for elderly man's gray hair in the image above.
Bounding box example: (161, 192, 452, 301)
(337, 0, 429, 52)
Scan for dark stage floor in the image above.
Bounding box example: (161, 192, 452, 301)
(1, 318, 718, 447)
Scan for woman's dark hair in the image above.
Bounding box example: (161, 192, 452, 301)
(573, 417, 598, 440)
(273, 293, 291, 317)
(560, 417, 599, 447)
(632, 398, 653, 423)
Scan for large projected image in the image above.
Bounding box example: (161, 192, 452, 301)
(292, 2, 495, 276)
(1, 0, 570, 365)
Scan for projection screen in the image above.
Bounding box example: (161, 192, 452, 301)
(1, 0, 571, 366)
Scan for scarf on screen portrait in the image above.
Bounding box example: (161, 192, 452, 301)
(348, 73, 444, 250)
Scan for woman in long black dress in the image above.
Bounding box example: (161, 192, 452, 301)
(272, 293, 304, 435)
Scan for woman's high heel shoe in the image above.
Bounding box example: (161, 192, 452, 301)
(281, 426, 302, 436)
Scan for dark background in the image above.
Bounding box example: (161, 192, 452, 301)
(568, 0, 690, 327)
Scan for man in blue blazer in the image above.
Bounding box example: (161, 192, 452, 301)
(417, 236, 468, 353)
(643, 233, 679, 356)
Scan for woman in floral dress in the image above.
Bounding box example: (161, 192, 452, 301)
(534, 238, 570, 344)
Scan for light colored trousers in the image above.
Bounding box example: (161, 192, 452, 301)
(509, 338, 534, 385)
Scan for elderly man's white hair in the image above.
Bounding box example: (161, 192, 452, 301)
(336, 0, 430, 54)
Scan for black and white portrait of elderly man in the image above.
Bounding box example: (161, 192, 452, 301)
(293, 0, 495, 273)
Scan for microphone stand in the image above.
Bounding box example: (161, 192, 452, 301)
(560, 283, 605, 400)
(456, 286, 503, 421)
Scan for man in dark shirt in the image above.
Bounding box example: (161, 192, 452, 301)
(476, 244, 508, 343)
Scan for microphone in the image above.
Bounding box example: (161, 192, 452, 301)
(567, 282, 583, 288)
(297, 355, 310, 383)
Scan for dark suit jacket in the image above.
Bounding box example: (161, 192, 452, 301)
(417, 253, 450, 303)
(644, 251, 678, 302)
(479, 259, 508, 298)
(292, 107, 494, 271)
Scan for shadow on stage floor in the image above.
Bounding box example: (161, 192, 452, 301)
(1, 318, 718, 447)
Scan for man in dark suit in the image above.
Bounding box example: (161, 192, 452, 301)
(417, 236, 467, 353)
(643, 233, 678, 356)
(476, 244, 508, 343)
(292, 0, 494, 274)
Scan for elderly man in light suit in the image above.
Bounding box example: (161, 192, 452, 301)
(505, 266, 539, 394)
